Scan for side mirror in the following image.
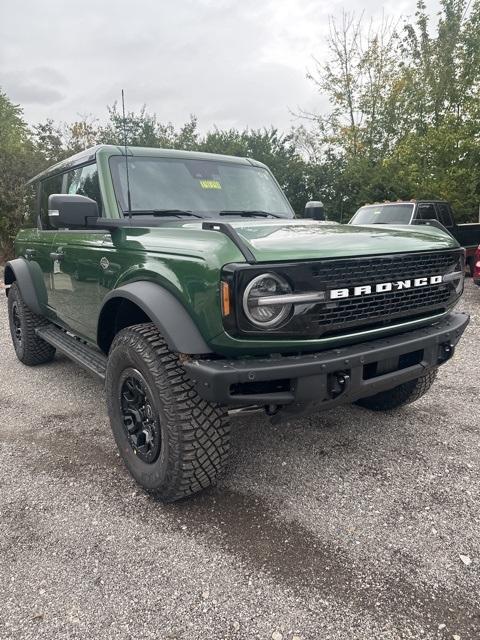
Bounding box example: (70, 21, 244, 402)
(304, 200, 326, 221)
(48, 194, 99, 229)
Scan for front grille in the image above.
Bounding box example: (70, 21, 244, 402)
(309, 251, 459, 287)
(228, 249, 463, 338)
(311, 282, 451, 336)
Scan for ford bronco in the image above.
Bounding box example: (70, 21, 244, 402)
(4, 145, 469, 501)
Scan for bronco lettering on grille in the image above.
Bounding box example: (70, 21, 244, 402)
(329, 275, 443, 300)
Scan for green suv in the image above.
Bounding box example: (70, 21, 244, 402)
(4, 145, 469, 501)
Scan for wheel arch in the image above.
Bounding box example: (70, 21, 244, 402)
(97, 282, 212, 355)
(3, 258, 47, 315)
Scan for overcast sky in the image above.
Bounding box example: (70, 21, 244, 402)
(0, 0, 435, 132)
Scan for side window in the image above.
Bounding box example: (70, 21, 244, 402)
(436, 203, 453, 227)
(39, 174, 63, 229)
(65, 164, 102, 214)
(417, 203, 437, 221)
(23, 182, 39, 228)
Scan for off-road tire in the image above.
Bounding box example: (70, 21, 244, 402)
(355, 369, 437, 411)
(105, 323, 230, 502)
(7, 282, 56, 365)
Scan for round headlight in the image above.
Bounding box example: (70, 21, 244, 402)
(243, 273, 292, 328)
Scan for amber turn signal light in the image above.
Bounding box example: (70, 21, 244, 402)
(221, 281, 231, 316)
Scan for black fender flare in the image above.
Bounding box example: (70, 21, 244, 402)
(98, 282, 213, 355)
(4, 258, 47, 316)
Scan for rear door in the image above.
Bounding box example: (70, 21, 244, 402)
(47, 163, 107, 341)
(22, 175, 63, 320)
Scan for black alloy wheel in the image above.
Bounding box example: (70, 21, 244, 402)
(11, 301, 22, 346)
(119, 368, 161, 464)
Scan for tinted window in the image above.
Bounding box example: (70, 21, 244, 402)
(65, 164, 102, 214)
(39, 174, 63, 229)
(350, 204, 414, 225)
(109, 156, 292, 217)
(417, 204, 437, 220)
(436, 203, 453, 227)
(24, 182, 38, 227)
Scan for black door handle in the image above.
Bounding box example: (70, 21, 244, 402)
(25, 249, 36, 259)
(50, 251, 64, 261)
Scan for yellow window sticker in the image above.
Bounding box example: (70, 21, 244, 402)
(199, 179, 222, 190)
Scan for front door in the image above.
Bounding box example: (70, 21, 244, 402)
(43, 162, 108, 342)
(48, 229, 108, 340)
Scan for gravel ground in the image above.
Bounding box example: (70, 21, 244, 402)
(0, 279, 479, 640)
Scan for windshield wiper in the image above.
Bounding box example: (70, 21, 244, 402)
(128, 209, 202, 218)
(219, 210, 281, 218)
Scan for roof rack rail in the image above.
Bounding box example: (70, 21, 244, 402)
(202, 221, 256, 264)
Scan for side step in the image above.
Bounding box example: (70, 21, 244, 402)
(36, 324, 107, 380)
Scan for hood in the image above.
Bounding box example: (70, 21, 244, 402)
(226, 219, 458, 262)
(123, 218, 459, 264)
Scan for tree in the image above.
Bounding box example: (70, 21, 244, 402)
(30, 119, 66, 164)
(0, 90, 43, 260)
(303, 0, 480, 220)
(66, 115, 100, 153)
(305, 11, 400, 160)
(96, 103, 200, 150)
(392, 0, 480, 218)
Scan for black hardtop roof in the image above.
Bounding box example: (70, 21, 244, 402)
(27, 146, 105, 184)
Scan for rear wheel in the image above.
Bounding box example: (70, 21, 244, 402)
(105, 323, 230, 502)
(355, 370, 437, 411)
(7, 282, 56, 365)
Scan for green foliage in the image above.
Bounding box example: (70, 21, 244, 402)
(0, 91, 44, 260)
(305, 0, 480, 220)
(96, 104, 200, 150)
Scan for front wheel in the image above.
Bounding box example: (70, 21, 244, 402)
(355, 370, 437, 411)
(105, 323, 230, 502)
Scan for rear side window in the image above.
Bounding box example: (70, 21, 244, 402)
(436, 203, 453, 227)
(24, 182, 38, 227)
(39, 174, 63, 229)
(65, 164, 102, 214)
(417, 204, 437, 220)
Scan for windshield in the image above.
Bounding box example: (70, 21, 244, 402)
(350, 204, 414, 225)
(109, 156, 293, 218)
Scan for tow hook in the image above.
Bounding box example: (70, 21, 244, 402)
(327, 371, 350, 399)
(438, 342, 455, 363)
(265, 404, 281, 416)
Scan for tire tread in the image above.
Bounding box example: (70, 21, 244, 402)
(7, 282, 56, 366)
(107, 323, 230, 502)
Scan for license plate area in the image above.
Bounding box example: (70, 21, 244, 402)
(363, 349, 424, 380)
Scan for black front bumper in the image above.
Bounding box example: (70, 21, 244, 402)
(184, 312, 469, 415)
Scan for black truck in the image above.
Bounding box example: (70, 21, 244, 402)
(350, 200, 480, 275)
